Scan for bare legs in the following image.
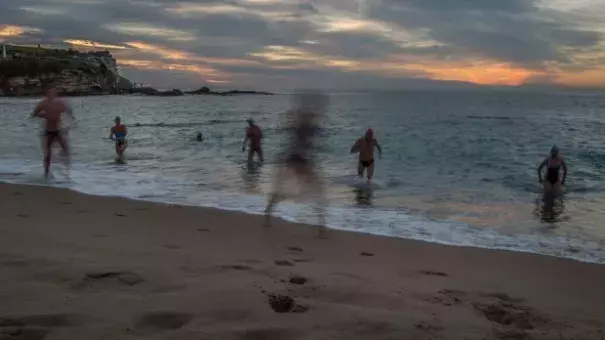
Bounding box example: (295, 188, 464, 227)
(43, 132, 70, 179)
(264, 162, 328, 238)
(248, 148, 264, 164)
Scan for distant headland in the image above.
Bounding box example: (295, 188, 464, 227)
(0, 44, 273, 97)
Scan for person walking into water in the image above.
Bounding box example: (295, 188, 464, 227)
(538, 145, 567, 193)
(31, 85, 74, 178)
(109, 116, 128, 161)
(351, 128, 382, 182)
(242, 119, 263, 163)
(265, 93, 328, 237)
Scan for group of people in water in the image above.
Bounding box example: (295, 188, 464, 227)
(31, 86, 569, 236)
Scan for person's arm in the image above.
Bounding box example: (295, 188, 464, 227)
(374, 139, 382, 158)
(109, 127, 115, 140)
(31, 102, 42, 118)
(242, 128, 249, 152)
(350, 139, 360, 153)
(537, 159, 547, 182)
(561, 159, 568, 185)
(65, 102, 75, 120)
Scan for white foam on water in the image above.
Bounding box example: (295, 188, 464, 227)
(1, 158, 604, 265)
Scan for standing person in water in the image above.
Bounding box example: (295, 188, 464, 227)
(109, 116, 128, 161)
(538, 146, 567, 193)
(242, 119, 263, 163)
(31, 85, 74, 179)
(265, 93, 328, 237)
(351, 128, 382, 182)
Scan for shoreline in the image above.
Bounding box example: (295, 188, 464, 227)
(1, 182, 604, 339)
(2, 176, 603, 266)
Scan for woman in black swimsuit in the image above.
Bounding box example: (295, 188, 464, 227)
(538, 146, 567, 192)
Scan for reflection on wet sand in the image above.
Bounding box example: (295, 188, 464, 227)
(534, 191, 567, 224)
(241, 162, 262, 194)
(353, 187, 373, 206)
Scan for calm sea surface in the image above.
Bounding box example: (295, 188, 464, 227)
(2, 90, 605, 263)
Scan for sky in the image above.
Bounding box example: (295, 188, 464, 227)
(0, 0, 604, 90)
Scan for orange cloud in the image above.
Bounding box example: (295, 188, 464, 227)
(0, 25, 42, 37)
(119, 59, 229, 84)
(400, 62, 536, 86)
(65, 39, 127, 50)
(552, 67, 605, 88)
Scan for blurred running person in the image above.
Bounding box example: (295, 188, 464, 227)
(109, 116, 128, 160)
(31, 85, 74, 178)
(242, 119, 263, 163)
(264, 93, 328, 237)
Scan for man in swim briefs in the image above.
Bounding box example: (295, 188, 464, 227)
(109, 116, 128, 159)
(351, 128, 382, 182)
(537, 145, 567, 192)
(31, 85, 74, 178)
(242, 119, 263, 163)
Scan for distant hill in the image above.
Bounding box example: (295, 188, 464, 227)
(0, 44, 132, 96)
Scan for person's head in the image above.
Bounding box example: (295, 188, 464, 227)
(246, 118, 254, 127)
(197, 132, 203, 141)
(550, 145, 559, 157)
(114, 116, 121, 124)
(44, 84, 58, 99)
(365, 128, 374, 140)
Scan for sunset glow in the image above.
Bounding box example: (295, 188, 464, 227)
(1, 0, 603, 88)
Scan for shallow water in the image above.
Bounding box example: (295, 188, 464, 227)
(1, 90, 605, 263)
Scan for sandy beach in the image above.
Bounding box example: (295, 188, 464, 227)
(0, 183, 604, 340)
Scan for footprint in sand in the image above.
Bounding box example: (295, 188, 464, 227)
(16, 214, 31, 218)
(287, 246, 303, 252)
(216, 264, 252, 272)
(80, 271, 144, 287)
(473, 300, 549, 331)
(274, 260, 294, 267)
(288, 275, 308, 285)
(114, 213, 127, 217)
(0, 313, 83, 340)
(359, 252, 375, 257)
(197, 228, 211, 232)
(135, 311, 193, 331)
(419, 270, 449, 277)
(293, 259, 313, 263)
(267, 294, 309, 314)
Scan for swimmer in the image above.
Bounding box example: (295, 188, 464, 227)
(31, 85, 74, 178)
(242, 119, 263, 163)
(351, 128, 382, 182)
(109, 116, 128, 160)
(197, 132, 203, 141)
(538, 145, 567, 193)
(265, 93, 328, 237)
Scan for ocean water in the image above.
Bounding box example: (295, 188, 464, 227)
(2, 90, 605, 263)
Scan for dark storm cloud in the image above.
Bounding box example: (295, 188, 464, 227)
(365, 0, 603, 67)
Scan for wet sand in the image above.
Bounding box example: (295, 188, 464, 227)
(1, 183, 604, 340)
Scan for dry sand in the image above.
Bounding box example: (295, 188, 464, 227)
(0, 182, 604, 340)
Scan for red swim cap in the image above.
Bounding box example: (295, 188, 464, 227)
(366, 128, 374, 136)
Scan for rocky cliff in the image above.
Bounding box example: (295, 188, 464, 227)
(0, 49, 125, 96)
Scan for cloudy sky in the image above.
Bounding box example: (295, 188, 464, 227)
(1, 0, 604, 90)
